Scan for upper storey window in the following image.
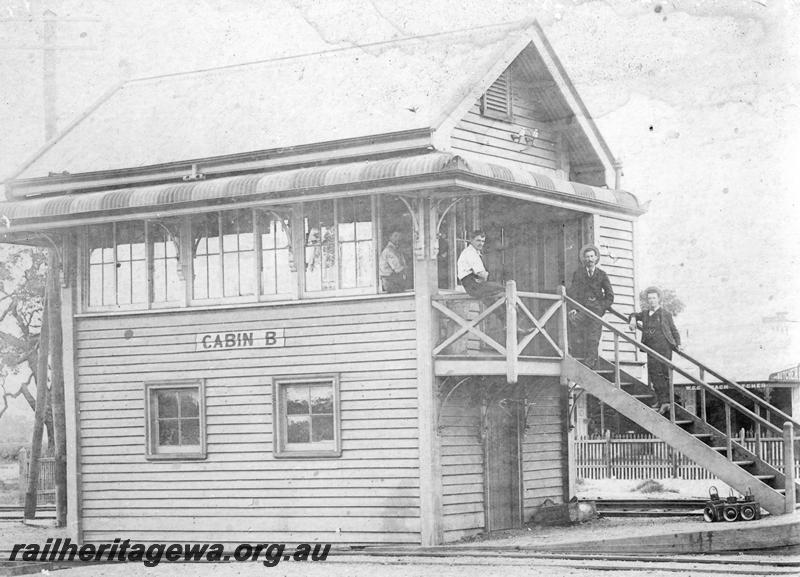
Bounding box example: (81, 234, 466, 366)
(87, 222, 147, 307)
(82, 196, 409, 312)
(480, 70, 513, 122)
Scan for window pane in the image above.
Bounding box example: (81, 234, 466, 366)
(259, 211, 292, 296)
(158, 419, 180, 446)
(311, 415, 334, 441)
(179, 391, 199, 417)
(150, 221, 181, 304)
(357, 240, 374, 287)
(180, 418, 200, 445)
(157, 391, 179, 418)
(285, 385, 309, 415)
(192, 214, 221, 299)
(310, 385, 333, 414)
(89, 265, 103, 306)
(287, 416, 310, 443)
(117, 261, 131, 305)
(220, 209, 254, 297)
(339, 242, 356, 288)
(131, 260, 147, 303)
(102, 262, 115, 305)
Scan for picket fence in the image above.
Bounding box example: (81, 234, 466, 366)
(575, 435, 800, 480)
(17, 448, 56, 505)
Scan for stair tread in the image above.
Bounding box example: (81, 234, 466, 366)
(732, 460, 755, 466)
(673, 420, 692, 425)
(754, 474, 776, 480)
(692, 433, 713, 438)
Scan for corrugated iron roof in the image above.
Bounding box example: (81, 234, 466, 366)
(11, 26, 526, 181)
(0, 153, 640, 230)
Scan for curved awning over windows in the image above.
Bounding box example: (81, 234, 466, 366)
(0, 153, 641, 232)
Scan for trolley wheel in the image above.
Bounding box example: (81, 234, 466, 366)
(702, 506, 717, 522)
(722, 506, 739, 522)
(739, 504, 756, 521)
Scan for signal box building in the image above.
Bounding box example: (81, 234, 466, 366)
(3, 23, 793, 548)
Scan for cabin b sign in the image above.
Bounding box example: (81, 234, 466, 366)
(195, 329, 285, 351)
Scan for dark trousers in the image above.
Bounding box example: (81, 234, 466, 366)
(645, 343, 673, 405)
(381, 272, 406, 293)
(569, 310, 603, 366)
(461, 276, 506, 323)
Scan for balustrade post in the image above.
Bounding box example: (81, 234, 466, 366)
(725, 404, 733, 460)
(784, 422, 796, 513)
(668, 365, 676, 423)
(613, 334, 621, 388)
(699, 368, 707, 421)
(505, 281, 518, 384)
(754, 405, 762, 460)
(558, 285, 569, 358)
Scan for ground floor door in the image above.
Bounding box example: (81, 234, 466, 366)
(484, 399, 522, 531)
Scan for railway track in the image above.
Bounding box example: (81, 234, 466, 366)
(0, 505, 55, 521)
(593, 498, 707, 517)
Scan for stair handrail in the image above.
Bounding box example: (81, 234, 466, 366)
(564, 294, 798, 436)
(606, 306, 800, 431)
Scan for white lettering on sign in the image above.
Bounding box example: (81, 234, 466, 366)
(195, 329, 285, 351)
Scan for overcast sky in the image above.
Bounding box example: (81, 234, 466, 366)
(1, 0, 798, 389)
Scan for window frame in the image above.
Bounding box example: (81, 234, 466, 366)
(300, 197, 377, 298)
(272, 374, 341, 459)
(144, 379, 207, 461)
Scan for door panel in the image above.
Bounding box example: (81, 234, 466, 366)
(485, 399, 521, 531)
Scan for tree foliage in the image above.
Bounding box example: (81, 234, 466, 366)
(639, 287, 685, 317)
(0, 245, 52, 445)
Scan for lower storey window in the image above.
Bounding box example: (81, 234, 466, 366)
(274, 375, 340, 458)
(145, 381, 206, 459)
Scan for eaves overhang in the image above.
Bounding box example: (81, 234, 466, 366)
(0, 152, 643, 238)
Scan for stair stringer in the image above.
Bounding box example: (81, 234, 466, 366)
(673, 405, 800, 500)
(562, 356, 786, 515)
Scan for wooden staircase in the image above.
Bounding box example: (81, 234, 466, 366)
(562, 356, 792, 515)
(561, 294, 800, 517)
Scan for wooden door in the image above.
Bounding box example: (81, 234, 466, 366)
(485, 399, 522, 531)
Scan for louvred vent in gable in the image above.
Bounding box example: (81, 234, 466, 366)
(480, 69, 512, 121)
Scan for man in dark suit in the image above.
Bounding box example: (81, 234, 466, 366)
(567, 244, 614, 368)
(629, 287, 682, 414)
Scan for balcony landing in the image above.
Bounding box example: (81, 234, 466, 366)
(434, 355, 562, 377)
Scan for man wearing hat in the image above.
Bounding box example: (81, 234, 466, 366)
(567, 244, 614, 369)
(629, 287, 682, 414)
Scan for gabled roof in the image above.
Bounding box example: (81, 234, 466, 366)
(9, 23, 521, 182)
(8, 21, 617, 190)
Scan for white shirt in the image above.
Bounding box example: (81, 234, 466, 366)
(379, 242, 405, 276)
(457, 244, 487, 281)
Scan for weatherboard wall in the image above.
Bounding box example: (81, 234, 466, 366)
(74, 295, 421, 545)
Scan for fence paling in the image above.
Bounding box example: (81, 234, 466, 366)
(18, 448, 56, 505)
(575, 436, 799, 480)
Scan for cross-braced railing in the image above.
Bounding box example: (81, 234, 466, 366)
(431, 280, 568, 383)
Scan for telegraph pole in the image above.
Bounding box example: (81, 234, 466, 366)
(0, 2, 98, 140)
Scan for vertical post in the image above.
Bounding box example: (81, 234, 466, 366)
(61, 249, 82, 541)
(558, 285, 569, 358)
(48, 251, 67, 527)
(754, 405, 762, 461)
(599, 402, 605, 434)
(18, 448, 28, 505)
(784, 422, 796, 514)
(699, 368, 706, 422)
(613, 334, 621, 388)
(414, 197, 442, 546)
(725, 404, 733, 460)
(603, 429, 612, 478)
(505, 281, 518, 384)
(668, 365, 675, 423)
(25, 291, 50, 520)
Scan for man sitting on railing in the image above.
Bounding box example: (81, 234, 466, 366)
(457, 230, 533, 336)
(628, 286, 682, 414)
(567, 244, 614, 369)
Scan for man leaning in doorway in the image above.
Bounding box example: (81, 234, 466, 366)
(379, 230, 408, 293)
(629, 287, 682, 414)
(567, 244, 614, 369)
(457, 230, 532, 335)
